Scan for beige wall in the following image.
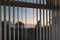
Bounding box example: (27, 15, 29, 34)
(48, 0, 60, 6)
(57, 10, 60, 40)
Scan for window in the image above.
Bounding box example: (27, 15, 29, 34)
(0, 0, 58, 40)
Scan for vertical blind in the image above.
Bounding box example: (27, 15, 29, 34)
(0, 0, 59, 40)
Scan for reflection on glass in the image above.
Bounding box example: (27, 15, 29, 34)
(15, 0, 46, 4)
(1, 5, 57, 28)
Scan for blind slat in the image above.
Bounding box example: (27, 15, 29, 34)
(9, 0, 11, 40)
(4, 0, 7, 40)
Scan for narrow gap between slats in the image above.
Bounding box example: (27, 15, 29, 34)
(25, 4, 27, 40)
(13, 0, 15, 40)
(17, 2, 19, 40)
(0, 0, 2, 40)
(32, 0, 35, 40)
(43, 0, 45, 40)
(36, 0, 38, 40)
(39, 0, 41, 40)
